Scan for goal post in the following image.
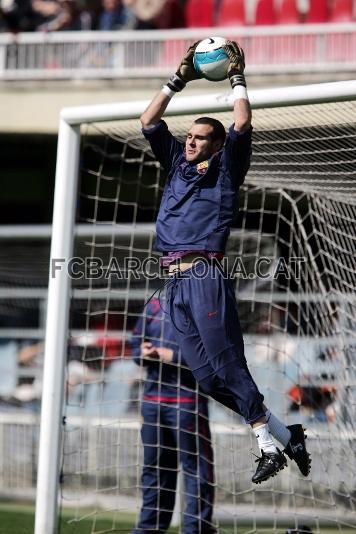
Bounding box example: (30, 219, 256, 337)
(34, 120, 81, 534)
(35, 80, 356, 534)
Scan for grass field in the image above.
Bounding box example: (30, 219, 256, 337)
(1, 503, 355, 534)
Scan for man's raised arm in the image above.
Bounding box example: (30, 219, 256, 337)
(140, 92, 172, 130)
(140, 41, 201, 130)
(223, 40, 252, 134)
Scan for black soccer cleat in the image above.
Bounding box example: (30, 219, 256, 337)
(284, 424, 311, 476)
(252, 448, 287, 484)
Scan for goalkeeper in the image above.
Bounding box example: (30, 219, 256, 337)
(140, 40, 310, 484)
(130, 298, 216, 534)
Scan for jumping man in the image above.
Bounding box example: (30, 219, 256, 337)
(140, 40, 310, 484)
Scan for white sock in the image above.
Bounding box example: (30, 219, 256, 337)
(253, 423, 278, 454)
(265, 409, 291, 448)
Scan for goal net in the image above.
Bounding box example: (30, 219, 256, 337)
(36, 83, 356, 534)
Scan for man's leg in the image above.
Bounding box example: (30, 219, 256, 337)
(168, 265, 265, 424)
(132, 402, 177, 534)
(167, 264, 286, 483)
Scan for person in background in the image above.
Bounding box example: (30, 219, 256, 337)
(130, 298, 216, 534)
(31, 0, 60, 28)
(0, 0, 36, 32)
(126, 0, 185, 29)
(97, 0, 137, 30)
(37, 0, 92, 31)
(288, 345, 339, 424)
(0, 341, 43, 410)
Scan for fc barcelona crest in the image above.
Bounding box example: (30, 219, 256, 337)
(196, 160, 209, 174)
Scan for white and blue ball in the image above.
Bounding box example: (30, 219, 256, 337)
(193, 37, 229, 82)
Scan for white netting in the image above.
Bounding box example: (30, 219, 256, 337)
(60, 99, 356, 534)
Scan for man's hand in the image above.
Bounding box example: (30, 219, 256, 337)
(177, 41, 202, 83)
(224, 40, 250, 132)
(223, 40, 246, 88)
(156, 347, 174, 362)
(141, 342, 159, 359)
(167, 41, 201, 93)
(140, 342, 174, 363)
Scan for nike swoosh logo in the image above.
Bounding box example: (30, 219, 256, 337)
(208, 38, 214, 44)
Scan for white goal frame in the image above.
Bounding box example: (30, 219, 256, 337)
(34, 79, 356, 534)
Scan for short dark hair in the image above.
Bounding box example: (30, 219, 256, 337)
(194, 117, 226, 147)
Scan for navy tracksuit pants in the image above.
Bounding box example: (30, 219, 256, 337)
(131, 399, 215, 534)
(166, 261, 265, 424)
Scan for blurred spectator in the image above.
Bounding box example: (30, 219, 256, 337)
(0, 341, 43, 410)
(31, 0, 61, 28)
(67, 317, 138, 417)
(67, 314, 130, 381)
(287, 344, 340, 423)
(125, 0, 164, 25)
(0, 340, 17, 397)
(126, 0, 184, 29)
(149, 0, 185, 29)
(37, 0, 92, 31)
(98, 0, 137, 29)
(288, 384, 337, 423)
(12, 341, 43, 404)
(0, 0, 35, 32)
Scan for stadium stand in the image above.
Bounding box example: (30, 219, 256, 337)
(276, 0, 301, 24)
(326, 5, 356, 62)
(329, 0, 354, 22)
(184, 0, 215, 27)
(217, 0, 246, 27)
(254, 0, 277, 25)
(2, 0, 356, 32)
(305, 0, 329, 23)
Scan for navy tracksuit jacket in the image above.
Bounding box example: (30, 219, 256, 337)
(130, 298, 216, 534)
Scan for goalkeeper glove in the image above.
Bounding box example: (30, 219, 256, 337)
(223, 40, 246, 88)
(166, 41, 202, 93)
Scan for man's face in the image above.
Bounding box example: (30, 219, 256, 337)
(185, 123, 220, 164)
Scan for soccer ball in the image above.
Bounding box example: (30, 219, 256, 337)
(193, 37, 229, 82)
